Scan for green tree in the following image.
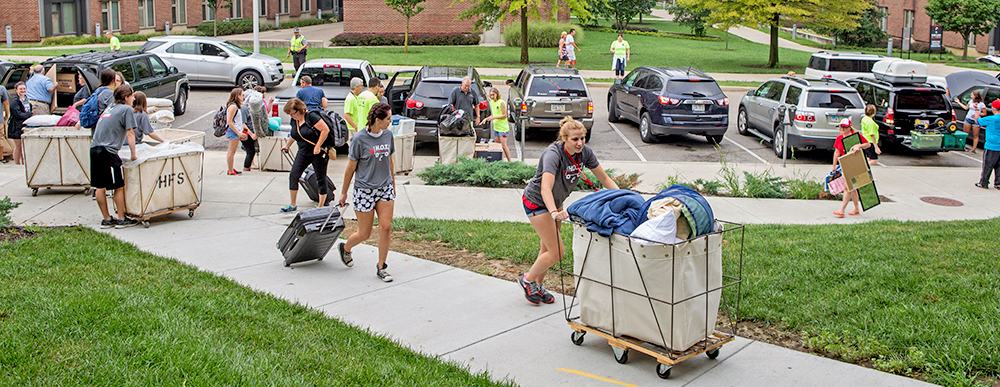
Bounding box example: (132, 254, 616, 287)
(386, 0, 427, 53)
(667, 1, 711, 37)
(677, 0, 743, 50)
(207, 0, 222, 36)
(819, 1, 887, 48)
(589, 0, 652, 31)
(925, 0, 1000, 60)
(455, 0, 590, 64)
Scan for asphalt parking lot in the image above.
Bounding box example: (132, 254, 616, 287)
(173, 78, 982, 169)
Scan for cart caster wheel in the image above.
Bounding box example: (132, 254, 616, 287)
(571, 331, 585, 346)
(142, 221, 150, 228)
(188, 209, 195, 218)
(707, 348, 720, 359)
(656, 363, 672, 379)
(613, 347, 629, 364)
(31, 188, 38, 197)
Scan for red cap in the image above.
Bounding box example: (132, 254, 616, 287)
(992, 100, 1000, 110)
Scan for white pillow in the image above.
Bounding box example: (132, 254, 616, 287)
(148, 110, 175, 123)
(23, 114, 62, 127)
(146, 98, 174, 107)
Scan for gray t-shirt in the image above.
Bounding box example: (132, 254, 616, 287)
(523, 143, 599, 208)
(0, 87, 9, 121)
(129, 111, 154, 144)
(92, 103, 136, 153)
(447, 87, 479, 119)
(96, 87, 114, 114)
(348, 128, 395, 190)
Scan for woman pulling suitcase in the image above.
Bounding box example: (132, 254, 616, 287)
(281, 98, 331, 212)
(338, 103, 396, 282)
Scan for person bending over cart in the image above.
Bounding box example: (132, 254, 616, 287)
(280, 98, 331, 213)
(91, 84, 139, 229)
(338, 103, 397, 283)
(518, 117, 618, 305)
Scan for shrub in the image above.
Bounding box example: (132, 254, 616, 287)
(196, 17, 333, 36)
(416, 157, 536, 187)
(610, 23, 658, 33)
(503, 22, 582, 48)
(331, 33, 480, 46)
(583, 26, 720, 41)
(576, 168, 644, 191)
(0, 197, 20, 227)
(43, 33, 171, 46)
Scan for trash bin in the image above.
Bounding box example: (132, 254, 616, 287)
(438, 135, 474, 165)
(148, 128, 206, 146)
(21, 126, 92, 196)
(120, 143, 204, 228)
(259, 135, 298, 172)
(392, 133, 415, 175)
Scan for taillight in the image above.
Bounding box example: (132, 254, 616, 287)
(520, 103, 527, 114)
(794, 112, 816, 122)
(271, 102, 278, 117)
(587, 101, 593, 114)
(952, 112, 956, 122)
(478, 100, 488, 111)
(658, 96, 680, 105)
(885, 108, 894, 125)
(405, 98, 423, 109)
(716, 97, 729, 106)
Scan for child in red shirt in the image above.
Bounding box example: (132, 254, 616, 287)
(831, 118, 872, 217)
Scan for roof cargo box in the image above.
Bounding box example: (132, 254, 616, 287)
(872, 59, 927, 84)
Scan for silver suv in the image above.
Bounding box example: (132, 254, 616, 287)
(737, 76, 865, 156)
(507, 65, 594, 141)
(139, 36, 284, 89)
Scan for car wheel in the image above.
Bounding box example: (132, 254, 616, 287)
(639, 112, 655, 143)
(737, 107, 750, 136)
(707, 134, 724, 145)
(238, 71, 263, 89)
(773, 124, 788, 158)
(510, 116, 521, 140)
(173, 88, 187, 116)
(585, 127, 592, 142)
(608, 96, 620, 122)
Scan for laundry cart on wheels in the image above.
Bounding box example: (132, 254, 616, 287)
(558, 220, 744, 379)
(21, 126, 93, 196)
(120, 143, 204, 228)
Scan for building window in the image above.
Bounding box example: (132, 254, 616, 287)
(172, 0, 186, 24)
(301, 0, 309, 12)
(203, 0, 216, 21)
(280, 0, 289, 14)
(139, 0, 155, 28)
(259, 0, 267, 16)
(880, 7, 888, 32)
(903, 10, 914, 30)
(231, 0, 242, 18)
(969, 33, 976, 46)
(101, 1, 120, 31)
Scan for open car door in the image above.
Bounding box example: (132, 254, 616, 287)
(384, 70, 417, 115)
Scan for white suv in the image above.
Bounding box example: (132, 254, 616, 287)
(804, 51, 888, 81)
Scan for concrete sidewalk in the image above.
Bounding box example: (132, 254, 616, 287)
(4, 149, 989, 385)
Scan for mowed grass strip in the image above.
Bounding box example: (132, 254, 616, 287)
(390, 217, 1000, 384)
(0, 227, 514, 387)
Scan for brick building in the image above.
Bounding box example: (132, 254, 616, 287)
(876, 0, 999, 54)
(1, 0, 340, 42)
(343, 0, 568, 35)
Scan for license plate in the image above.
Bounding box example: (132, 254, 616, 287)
(551, 104, 565, 112)
(692, 104, 705, 113)
(830, 115, 845, 122)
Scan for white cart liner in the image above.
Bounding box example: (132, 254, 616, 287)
(120, 143, 204, 219)
(147, 128, 205, 146)
(574, 224, 723, 351)
(392, 133, 415, 174)
(22, 126, 92, 189)
(259, 136, 297, 171)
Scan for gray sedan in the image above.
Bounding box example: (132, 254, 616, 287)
(140, 36, 284, 89)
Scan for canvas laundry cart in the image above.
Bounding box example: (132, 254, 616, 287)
(147, 128, 205, 146)
(21, 126, 92, 196)
(120, 143, 204, 228)
(259, 136, 297, 172)
(392, 133, 416, 175)
(560, 220, 744, 379)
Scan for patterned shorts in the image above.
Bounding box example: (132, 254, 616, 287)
(352, 184, 395, 213)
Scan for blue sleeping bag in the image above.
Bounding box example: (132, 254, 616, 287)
(639, 185, 715, 237)
(567, 189, 646, 237)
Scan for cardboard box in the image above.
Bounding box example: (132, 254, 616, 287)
(838, 151, 873, 190)
(475, 142, 504, 162)
(56, 73, 76, 93)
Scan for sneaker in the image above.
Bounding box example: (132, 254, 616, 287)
(376, 263, 393, 282)
(280, 205, 297, 213)
(518, 274, 544, 305)
(975, 182, 989, 189)
(537, 283, 555, 304)
(228, 169, 241, 176)
(115, 217, 139, 229)
(338, 243, 354, 267)
(100, 218, 117, 229)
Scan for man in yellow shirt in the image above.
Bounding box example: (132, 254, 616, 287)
(107, 31, 121, 51)
(610, 34, 630, 81)
(343, 77, 366, 139)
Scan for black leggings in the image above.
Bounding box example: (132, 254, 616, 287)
(241, 137, 257, 169)
(289, 148, 329, 195)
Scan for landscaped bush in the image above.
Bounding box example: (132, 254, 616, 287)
(331, 33, 480, 46)
(196, 17, 333, 36)
(43, 33, 171, 46)
(583, 26, 720, 41)
(503, 22, 582, 48)
(576, 168, 643, 191)
(417, 157, 536, 187)
(610, 23, 658, 33)
(0, 197, 20, 227)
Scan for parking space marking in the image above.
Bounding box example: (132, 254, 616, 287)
(722, 135, 770, 164)
(176, 110, 216, 129)
(949, 150, 981, 162)
(556, 368, 637, 387)
(607, 123, 647, 162)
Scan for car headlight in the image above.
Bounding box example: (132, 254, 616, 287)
(264, 62, 277, 71)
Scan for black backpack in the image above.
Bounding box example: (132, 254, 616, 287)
(298, 110, 347, 148)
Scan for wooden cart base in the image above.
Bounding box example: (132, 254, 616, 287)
(568, 321, 734, 379)
(126, 203, 199, 228)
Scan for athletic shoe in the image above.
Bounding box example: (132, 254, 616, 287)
(100, 218, 117, 229)
(338, 243, 354, 267)
(280, 205, 297, 213)
(376, 263, 393, 282)
(115, 217, 139, 229)
(228, 169, 241, 176)
(537, 283, 556, 304)
(518, 274, 544, 305)
(975, 182, 989, 189)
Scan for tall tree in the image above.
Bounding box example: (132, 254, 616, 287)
(819, 1, 887, 48)
(386, 0, 427, 53)
(455, 0, 590, 64)
(925, 0, 1000, 60)
(677, 0, 743, 50)
(206, 0, 222, 36)
(589, 0, 651, 31)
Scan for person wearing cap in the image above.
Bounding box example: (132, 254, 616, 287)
(831, 118, 871, 218)
(974, 99, 1000, 189)
(287, 28, 308, 72)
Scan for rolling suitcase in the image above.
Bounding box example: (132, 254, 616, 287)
(277, 206, 346, 267)
(283, 150, 336, 206)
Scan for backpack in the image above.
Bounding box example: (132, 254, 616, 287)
(298, 110, 345, 148)
(78, 86, 109, 128)
(212, 105, 229, 137)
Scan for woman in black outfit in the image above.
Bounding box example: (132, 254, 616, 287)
(280, 97, 331, 212)
(8, 82, 33, 165)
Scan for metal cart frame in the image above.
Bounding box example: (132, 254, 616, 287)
(557, 219, 744, 379)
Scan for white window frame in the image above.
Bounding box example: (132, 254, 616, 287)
(102, 1, 121, 31)
(172, 0, 187, 25)
(880, 7, 888, 32)
(280, 0, 289, 14)
(969, 33, 976, 46)
(138, 0, 155, 28)
(231, 0, 242, 19)
(203, 0, 216, 21)
(903, 10, 913, 30)
(301, 0, 309, 12)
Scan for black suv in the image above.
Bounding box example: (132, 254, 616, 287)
(507, 65, 593, 141)
(848, 77, 952, 151)
(384, 66, 492, 143)
(608, 66, 729, 144)
(1, 50, 190, 116)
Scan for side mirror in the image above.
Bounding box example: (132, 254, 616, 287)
(378, 73, 389, 80)
(506, 79, 514, 85)
(482, 80, 492, 88)
(219, 51, 229, 58)
(169, 66, 179, 74)
(746, 90, 755, 97)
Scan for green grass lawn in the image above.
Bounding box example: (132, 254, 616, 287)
(390, 217, 1000, 386)
(0, 227, 514, 387)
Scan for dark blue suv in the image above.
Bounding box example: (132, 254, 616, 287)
(608, 67, 729, 144)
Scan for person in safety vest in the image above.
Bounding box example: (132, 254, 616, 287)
(287, 28, 308, 72)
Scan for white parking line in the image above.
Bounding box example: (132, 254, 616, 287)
(176, 110, 216, 129)
(722, 135, 770, 164)
(607, 123, 647, 162)
(949, 150, 981, 162)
